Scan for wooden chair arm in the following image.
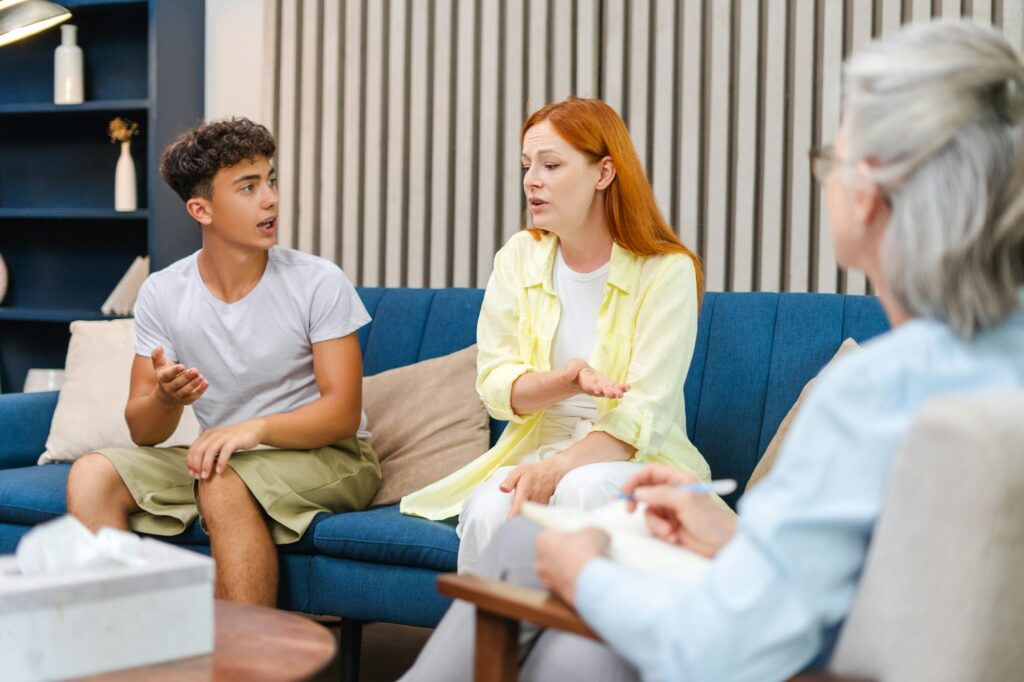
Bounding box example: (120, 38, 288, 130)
(436, 573, 872, 682)
(436, 573, 597, 640)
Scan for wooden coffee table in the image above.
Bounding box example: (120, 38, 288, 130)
(75, 600, 337, 681)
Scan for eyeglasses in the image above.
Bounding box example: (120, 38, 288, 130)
(808, 145, 839, 185)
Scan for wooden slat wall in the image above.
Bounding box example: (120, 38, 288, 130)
(263, 0, 1023, 291)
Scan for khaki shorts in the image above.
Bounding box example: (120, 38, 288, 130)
(96, 437, 381, 545)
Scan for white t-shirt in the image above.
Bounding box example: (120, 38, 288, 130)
(548, 247, 610, 419)
(134, 246, 371, 436)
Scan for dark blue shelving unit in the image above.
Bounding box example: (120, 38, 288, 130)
(0, 99, 148, 114)
(0, 0, 204, 392)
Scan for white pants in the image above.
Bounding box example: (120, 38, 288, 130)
(455, 414, 643, 573)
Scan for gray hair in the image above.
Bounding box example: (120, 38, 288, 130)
(843, 20, 1024, 338)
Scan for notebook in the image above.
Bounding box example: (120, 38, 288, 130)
(521, 499, 711, 585)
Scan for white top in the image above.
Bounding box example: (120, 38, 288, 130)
(134, 246, 371, 436)
(548, 247, 610, 419)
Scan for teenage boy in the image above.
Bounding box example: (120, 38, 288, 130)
(66, 118, 380, 606)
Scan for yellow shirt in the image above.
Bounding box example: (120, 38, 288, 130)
(400, 231, 711, 520)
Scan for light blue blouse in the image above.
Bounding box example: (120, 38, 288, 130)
(575, 301, 1024, 682)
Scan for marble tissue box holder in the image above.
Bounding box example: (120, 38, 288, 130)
(0, 537, 214, 681)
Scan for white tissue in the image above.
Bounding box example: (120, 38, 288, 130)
(15, 515, 147, 576)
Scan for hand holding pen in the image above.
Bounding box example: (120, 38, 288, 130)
(619, 464, 739, 558)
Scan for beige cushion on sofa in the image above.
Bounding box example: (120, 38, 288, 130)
(364, 345, 489, 506)
(38, 319, 202, 464)
(830, 391, 1024, 682)
(745, 338, 860, 491)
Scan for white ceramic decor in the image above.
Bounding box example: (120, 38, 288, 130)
(114, 140, 136, 211)
(54, 24, 83, 105)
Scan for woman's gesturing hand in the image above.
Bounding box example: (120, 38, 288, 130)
(563, 358, 630, 400)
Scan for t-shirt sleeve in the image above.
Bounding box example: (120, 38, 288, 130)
(133, 276, 176, 360)
(308, 265, 371, 343)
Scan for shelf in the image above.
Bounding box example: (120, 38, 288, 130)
(0, 308, 126, 323)
(0, 208, 148, 220)
(0, 99, 149, 115)
(62, 0, 147, 7)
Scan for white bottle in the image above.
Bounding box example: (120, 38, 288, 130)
(54, 24, 84, 105)
(115, 141, 137, 211)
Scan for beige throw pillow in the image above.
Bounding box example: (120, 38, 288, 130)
(364, 345, 489, 506)
(39, 319, 202, 464)
(745, 338, 860, 491)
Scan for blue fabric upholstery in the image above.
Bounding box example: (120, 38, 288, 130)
(308, 556, 454, 627)
(0, 289, 889, 628)
(0, 463, 68, 526)
(313, 503, 458, 571)
(0, 391, 58, 469)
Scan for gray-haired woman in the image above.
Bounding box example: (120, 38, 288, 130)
(401, 19, 1024, 682)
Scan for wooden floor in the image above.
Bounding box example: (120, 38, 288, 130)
(309, 620, 433, 682)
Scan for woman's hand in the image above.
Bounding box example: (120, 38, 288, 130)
(535, 527, 611, 607)
(187, 419, 265, 480)
(500, 459, 568, 518)
(563, 358, 630, 400)
(622, 464, 738, 558)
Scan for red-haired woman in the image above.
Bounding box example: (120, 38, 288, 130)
(401, 97, 718, 572)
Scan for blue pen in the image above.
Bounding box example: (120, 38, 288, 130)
(618, 478, 737, 501)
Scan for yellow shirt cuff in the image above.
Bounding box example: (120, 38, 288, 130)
(478, 363, 536, 423)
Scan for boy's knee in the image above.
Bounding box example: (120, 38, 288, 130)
(67, 453, 117, 495)
(67, 453, 130, 512)
(197, 468, 256, 521)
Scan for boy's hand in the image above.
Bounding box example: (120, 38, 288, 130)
(152, 346, 208, 406)
(188, 419, 265, 480)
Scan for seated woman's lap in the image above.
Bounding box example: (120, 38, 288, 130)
(401, 518, 639, 682)
(456, 460, 645, 573)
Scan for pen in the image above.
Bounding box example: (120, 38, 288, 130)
(618, 478, 737, 501)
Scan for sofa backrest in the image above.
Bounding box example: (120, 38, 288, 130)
(355, 288, 890, 504)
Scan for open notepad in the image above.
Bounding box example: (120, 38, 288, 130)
(521, 499, 711, 585)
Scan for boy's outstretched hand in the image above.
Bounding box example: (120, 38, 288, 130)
(187, 420, 265, 480)
(152, 346, 208, 406)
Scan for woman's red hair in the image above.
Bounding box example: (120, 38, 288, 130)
(522, 97, 703, 298)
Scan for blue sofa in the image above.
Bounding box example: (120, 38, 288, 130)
(0, 288, 889, 675)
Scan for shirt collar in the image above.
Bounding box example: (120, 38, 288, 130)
(522, 232, 641, 295)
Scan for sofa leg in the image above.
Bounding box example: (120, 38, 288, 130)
(339, 618, 364, 682)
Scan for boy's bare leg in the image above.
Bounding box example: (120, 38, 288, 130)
(198, 467, 278, 607)
(66, 452, 139, 532)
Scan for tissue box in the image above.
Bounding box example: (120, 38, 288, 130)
(0, 539, 214, 682)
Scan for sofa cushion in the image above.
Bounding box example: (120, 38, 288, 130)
(313, 503, 458, 571)
(357, 288, 483, 376)
(683, 292, 887, 505)
(40, 319, 201, 464)
(0, 463, 69, 526)
(364, 345, 489, 506)
(745, 338, 860, 491)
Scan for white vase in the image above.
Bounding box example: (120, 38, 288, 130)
(115, 141, 137, 211)
(54, 24, 84, 105)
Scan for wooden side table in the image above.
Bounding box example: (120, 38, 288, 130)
(76, 600, 337, 682)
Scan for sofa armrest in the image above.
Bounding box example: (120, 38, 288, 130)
(0, 391, 58, 470)
(436, 573, 874, 682)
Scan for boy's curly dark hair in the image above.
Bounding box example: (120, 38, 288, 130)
(160, 118, 276, 201)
